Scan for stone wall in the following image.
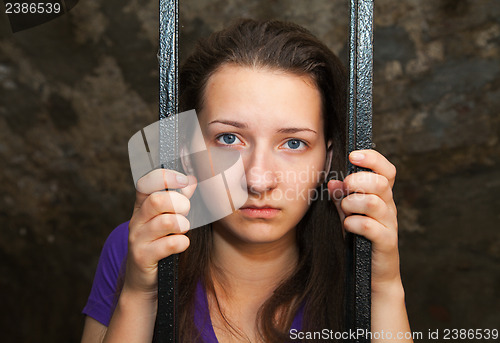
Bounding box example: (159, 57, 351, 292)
(0, 0, 498, 341)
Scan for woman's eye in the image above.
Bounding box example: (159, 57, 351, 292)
(216, 134, 241, 145)
(283, 139, 306, 150)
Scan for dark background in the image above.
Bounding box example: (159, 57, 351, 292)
(1, 0, 499, 342)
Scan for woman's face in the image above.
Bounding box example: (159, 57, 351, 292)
(198, 64, 327, 245)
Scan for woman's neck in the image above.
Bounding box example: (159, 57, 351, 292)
(207, 222, 299, 342)
(211, 222, 299, 297)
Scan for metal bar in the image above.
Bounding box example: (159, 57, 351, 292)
(154, 0, 179, 342)
(346, 0, 374, 341)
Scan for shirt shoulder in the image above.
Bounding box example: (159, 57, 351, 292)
(82, 221, 129, 326)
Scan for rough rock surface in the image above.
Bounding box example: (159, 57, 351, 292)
(0, 0, 498, 341)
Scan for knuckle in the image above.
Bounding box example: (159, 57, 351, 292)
(161, 214, 175, 230)
(364, 220, 381, 240)
(362, 218, 372, 232)
(128, 229, 138, 243)
(375, 176, 389, 193)
(149, 192, 163, 209)
(130, 247, 146, 266)
(366, 195, 379, 210)
(164, 237, 178, 252)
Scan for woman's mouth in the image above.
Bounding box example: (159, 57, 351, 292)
(239, 206, 281, 219)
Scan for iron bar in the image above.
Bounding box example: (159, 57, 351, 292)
(346, 0, 374, 341)
(154, 0, 179, 342)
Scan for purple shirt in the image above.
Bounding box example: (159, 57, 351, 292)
(83, 222, 304, 341)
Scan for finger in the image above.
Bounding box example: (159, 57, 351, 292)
(343, 215, 396, 250)
(349, 150, 397, 187)
(130, 214, 190, 243)
(341, 193, 397, 229)
(148, 234, 190, 262)
(179, 175, 198, 199)
(134, 169, 190, 211)
(343, 172, 395, 207)
(327, 179, 346, 201)
(133, 190, 191, 225)
(136, 169, 190, 194)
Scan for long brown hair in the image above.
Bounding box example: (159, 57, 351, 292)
(178, 19, 347, 342)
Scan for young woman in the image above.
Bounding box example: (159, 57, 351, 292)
(81, 19, 412, 342)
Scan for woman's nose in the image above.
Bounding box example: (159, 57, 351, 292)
(244, 152, 278, 195)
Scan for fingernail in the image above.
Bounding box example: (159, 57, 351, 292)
(350, 152, 364, 162)
(176, 174, 188, 185)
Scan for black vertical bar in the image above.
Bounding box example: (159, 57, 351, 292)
(154, 0, 179, 342)
(346, 0, 373, 342)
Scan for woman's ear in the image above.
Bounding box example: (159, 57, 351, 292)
(319, 141, 333, 184)
(324, 141, 333, 176)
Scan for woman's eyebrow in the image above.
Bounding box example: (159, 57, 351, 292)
(208, 119, 248, 129)
(277, 127, 317, 134)
(208, 120, 317, 134)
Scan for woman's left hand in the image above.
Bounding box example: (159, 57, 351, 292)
(327, 149, 401, 292)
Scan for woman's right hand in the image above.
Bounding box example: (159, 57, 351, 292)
(124, 169, 197, 298)
(86, 170, 198, 343)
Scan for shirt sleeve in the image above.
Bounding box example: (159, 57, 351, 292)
(82, 221, 129, 326)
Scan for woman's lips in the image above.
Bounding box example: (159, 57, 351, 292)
(239, 207, 281, 219)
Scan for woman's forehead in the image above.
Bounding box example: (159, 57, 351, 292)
(200, 64, 323, 130)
